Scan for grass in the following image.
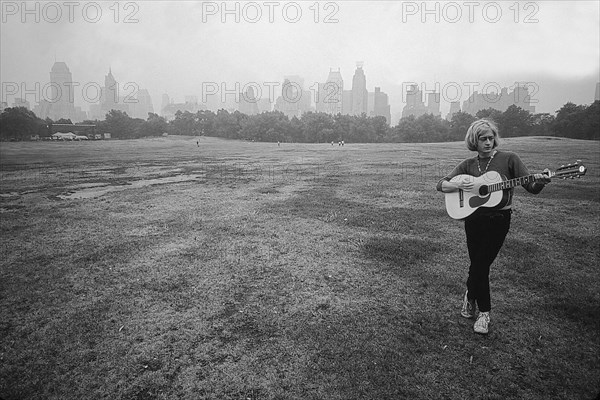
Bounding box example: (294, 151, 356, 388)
(0, 136, 598, 399)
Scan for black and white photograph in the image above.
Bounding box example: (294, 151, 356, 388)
(1, 1, 598, 399)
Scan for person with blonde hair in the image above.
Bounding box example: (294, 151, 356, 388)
(436, 119, 551, 334)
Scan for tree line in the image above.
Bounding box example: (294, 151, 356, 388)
(1, 101, 598, 142)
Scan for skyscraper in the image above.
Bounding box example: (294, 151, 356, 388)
(161, 94, 170, 115)
(351, 62, 368, 116)
(402, 84, 428, 118)
(48, 61, 76, 121)
(239, 86, 259, 115)
(446, 101, 461, 120)
(129, 89, 155, 120)
(426, 92, 441, 117)
(373, 87, 391, 125)
(100, 68, 129, 115)
(461, 86, 535, 115)
(316, 68, 343, 115)
(274, 75, 311, 118)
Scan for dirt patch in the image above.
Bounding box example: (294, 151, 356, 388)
(57, 175, 202, 200)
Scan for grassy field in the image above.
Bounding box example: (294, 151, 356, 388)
(1, 136, 598, 400)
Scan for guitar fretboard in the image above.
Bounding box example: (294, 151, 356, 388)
(489, 175, 537, 192)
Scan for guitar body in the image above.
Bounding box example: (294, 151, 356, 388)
(445, 171, 510, 220)
(442, 161, 586, 220)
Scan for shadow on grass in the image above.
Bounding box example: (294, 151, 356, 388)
(266, 182, 448, 237)
(361, 236, 447, 267)
(293, 304, 463, 400)
(501, 237, 600, 333)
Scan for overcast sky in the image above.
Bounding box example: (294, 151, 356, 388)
(1, 0, 599, 121)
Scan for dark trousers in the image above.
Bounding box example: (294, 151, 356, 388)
(464, 209, 511, 313)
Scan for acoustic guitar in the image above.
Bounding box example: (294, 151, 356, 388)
(444, 161, 587, 220)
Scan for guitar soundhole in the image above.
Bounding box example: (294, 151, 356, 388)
(479, 185, 489, 196)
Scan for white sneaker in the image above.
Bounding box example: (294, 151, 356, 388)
(461, 291, 475, 319)
(474, 312, 490, 334)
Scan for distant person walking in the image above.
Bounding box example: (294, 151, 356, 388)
(437, 119, 551, 334)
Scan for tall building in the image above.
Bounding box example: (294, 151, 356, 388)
(426, 92, 441, 117)
(161, 94, 170, 114)
(239, 86, 259, 115)
(274, 75, 311, 118)
(257, 98, 272, 113)
(367, 92, 375, 116)
(446, 101, 461, 120)
(316, 68, 343, 115)
(100, 68, 129, 115)
(351, 62, 368, 116)
(342, 90, 352, 115)
(47, 62, 76, 121)
(34, 100, 52, 120)
(101, 68, 117, 112)
(595, 82, 600, 101)
(129, 89, 155, 120)
(462, 86, 535, 115)
(402, 84, 428, 118)
(373, 87, 391, 125)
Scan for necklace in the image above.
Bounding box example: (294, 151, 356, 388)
(477, 151, 496, 175)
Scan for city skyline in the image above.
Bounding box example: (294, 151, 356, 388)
(2, 60, 556, 125)
(1, 1, 599, 122)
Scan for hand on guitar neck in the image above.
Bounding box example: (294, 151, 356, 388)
(442, 161, 586, 220)
(441, 168, 552, 194)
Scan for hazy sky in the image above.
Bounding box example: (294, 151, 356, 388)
(1, 0, 599, 121)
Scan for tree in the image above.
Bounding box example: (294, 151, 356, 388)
(370, 116, 390, 143)
(475, 108, 502, 123)
(580, 101, 599, 140)
(553, 101, 598, 140)
(196, 110, 216, 137)
(300, 112, 335, 142)
(139, 113, 168, 137)
(101, 109, 140, 139)
(392, 115, 420, 142)
(530, 113, 555, 136)
(0, 107, 47, 140)
(497, 105, 532, 137)
(448, 112, 477, 142)
(553, 102, 586, 139)
(413, 113, 449, 142)
(212, 109, 244, 139)
(239, 111, 291, 142)
(333, 113, 352, 143)
(169, 110, 197, 136)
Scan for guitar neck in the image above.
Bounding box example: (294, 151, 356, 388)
(488, 173, 553, 193)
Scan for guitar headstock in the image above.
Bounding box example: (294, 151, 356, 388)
(555, 160, 587, 179)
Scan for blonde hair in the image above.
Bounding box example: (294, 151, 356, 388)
(465, 119, 500, 151)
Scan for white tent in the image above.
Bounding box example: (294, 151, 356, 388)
(52, 132, 77, 140)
